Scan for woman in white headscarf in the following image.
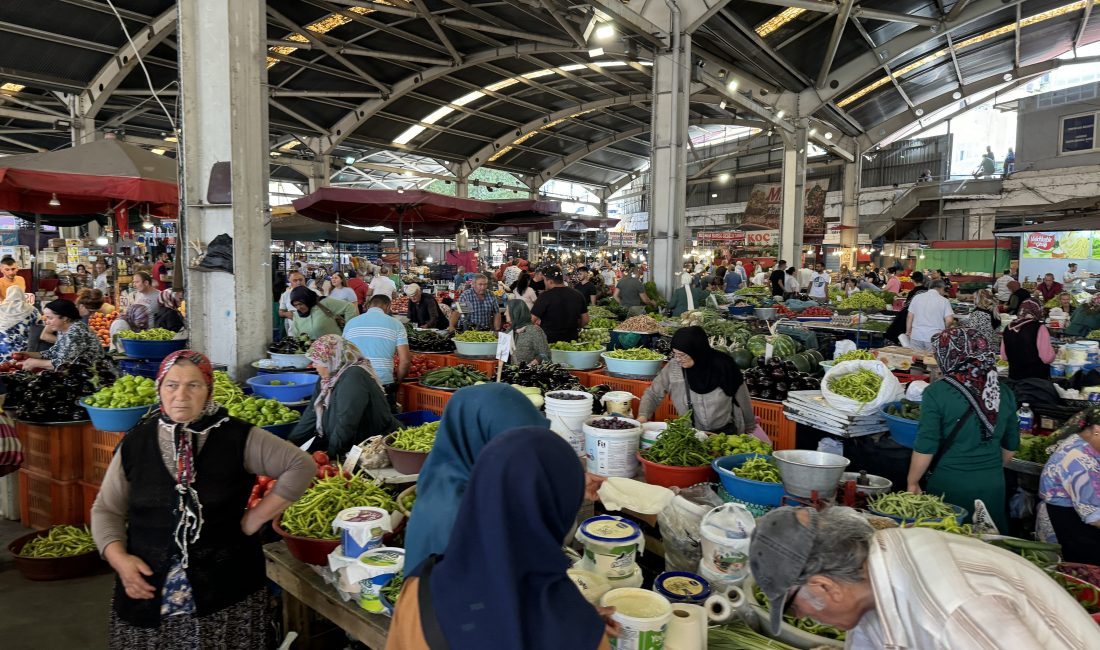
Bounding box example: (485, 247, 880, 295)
(0, 285, 38, 362)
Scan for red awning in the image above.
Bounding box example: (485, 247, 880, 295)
(0, 139, 177, 217)
(292, 187, 566, 236)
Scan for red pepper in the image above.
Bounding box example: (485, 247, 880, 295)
(312, 451, 329, 466)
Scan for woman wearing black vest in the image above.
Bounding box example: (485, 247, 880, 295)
(91, 350, 315, 648)
(1000, 300, 1056, 381)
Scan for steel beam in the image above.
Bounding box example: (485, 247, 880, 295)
(79, 8, 176, 120)
(1074, 0, 1096, 51)
(749, 0, 939, 26)
(816, 0, 854, 89)
(266, 6, 391, 92)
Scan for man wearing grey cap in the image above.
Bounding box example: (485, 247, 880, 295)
(750, 506, 1100, 649)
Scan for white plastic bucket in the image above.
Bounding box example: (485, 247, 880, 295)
(640, 422, 667, 450)
(1065, 344, 1089, 364)
(606, 564, 644, 590)
(546, 391, 594, 454)
(601, 588, 673, 650)
(545, 390, 595, 412)
(576, 515, 644, 578)
(601, 391, 637, 417)
(699, 504, 755, 582)
(583, 416, 642, 477)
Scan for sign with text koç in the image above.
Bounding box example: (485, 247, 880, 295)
(701, 230, 777, 245)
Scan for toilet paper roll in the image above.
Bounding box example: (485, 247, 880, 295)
(704, 593, 734, 623)
(664, 604, 706, 650)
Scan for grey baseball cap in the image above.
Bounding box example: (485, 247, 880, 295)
(749, 507, 819, 635)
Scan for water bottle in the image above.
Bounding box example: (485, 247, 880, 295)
(1017, 403, 1034, 436)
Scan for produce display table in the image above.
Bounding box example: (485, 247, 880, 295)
(265, 542, 390, 650)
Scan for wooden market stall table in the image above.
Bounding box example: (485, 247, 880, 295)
(265, 542, 390, 649)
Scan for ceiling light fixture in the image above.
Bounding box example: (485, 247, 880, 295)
(595, 24, 615, 40)
(718, 173, 730, 182)
(48, 193, 60, 207)
(96, 235, 109, 246)
(345, 156, 356, 165)
(719, 100, 727, 110)
(727, 79, 739, 92)
(142, 217, 153, 230)
(588, 48, 604, 58)
(775, 110, 784, 119)
(952, 91, 962, 99)
(824, 132, 833, 139)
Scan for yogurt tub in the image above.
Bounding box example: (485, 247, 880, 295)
(640, 422, 667, 450)
(350, 547, 405, 614)
(568, 567, 612, 605)
(576, 515, 644, 578)
(1051, 362, 1066, 378)
(653, 571, 711, 605)
(331, 506, 391, 558)
(601, 588, 673, 650)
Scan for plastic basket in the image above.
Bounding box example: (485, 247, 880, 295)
(18, 469, 84, 530)
(396, 410, 442, 428)
(80, 400, 153, 433)
(118, 358, 161, 379)
(568, 369, 602, 388)
(118, 338, 188, 360)
(246, 373, 320, 402)
(81, 428, 125, 486)
(446, 356, 499, 376)
(880, 402, 919, 448)
(654, 396, 677, 423)
(585, 371, 652, 399)
(712, 454, 786, 507)
(262, 422, 297, 439)
(15, 421, 86, 481)
(81, 481, 99, 525)
(752, 400, 796, 450)
(403, 384, 453, 415)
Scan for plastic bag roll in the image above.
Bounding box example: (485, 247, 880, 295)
(704, 593, 733, 623)
(664, 604, 706, 650)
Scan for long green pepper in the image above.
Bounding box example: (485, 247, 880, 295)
(281, 473, 397, 539)
(18, 525, 96, 558)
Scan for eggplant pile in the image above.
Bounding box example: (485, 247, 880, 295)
(9, 358, 113, 422)
(499, 363, 582, 393)
(743, 356, 820, 402)
(408, 330, 455, 353)
(269, 334, 313, 354)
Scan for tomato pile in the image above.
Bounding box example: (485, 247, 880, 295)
(775, 304, 798, 318)
(402, 354, 443, 379)
(0, 360, 20, 373)
(800, 306, 833, 317)
(89, 311, 118, 347)
(248, 451, 347, 509)
(391, 295, 409, 314)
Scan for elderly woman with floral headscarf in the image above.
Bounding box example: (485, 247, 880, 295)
(152, 289, 185, 333)
(907, 327, 1020, 531)
(1065, 294, 1100, 337)
(90, 350, 314, 650)
(1038, 404, 1100, 564)
(0, 285, 38, 362)
(1001, 299, 1055, 381)
(108, 303, 151, 351)
(287, 334, 399, 458)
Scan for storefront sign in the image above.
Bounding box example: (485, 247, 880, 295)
(608, 231, 637, 246)
(1023, 231, 1095, 259)
(701, 230, 777, 245)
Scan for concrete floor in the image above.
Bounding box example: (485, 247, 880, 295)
(0, 518, 112, 649)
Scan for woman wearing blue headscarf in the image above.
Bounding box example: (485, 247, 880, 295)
(403, 383, 548, 571)
(386, 426, 610, 650)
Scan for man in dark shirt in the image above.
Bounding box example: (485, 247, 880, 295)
(769, 260, 788, 297)
(529, 268, 547, 293)
(404, 283, 448, 329)
(531, 266, 589, 343)
(574, 266, 598, 305)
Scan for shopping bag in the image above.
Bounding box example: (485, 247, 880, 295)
(820, 360, 903, 415)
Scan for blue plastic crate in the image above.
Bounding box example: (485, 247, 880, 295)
(396, 410, 442, 428)
(119, 359, 161, 379)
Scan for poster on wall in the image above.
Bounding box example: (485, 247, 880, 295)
(741, 180, 830, 240)
(1022, 231, 1094, 259)
(1060, 114, 1096, 153)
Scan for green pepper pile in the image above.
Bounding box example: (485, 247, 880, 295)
(753, 586, 846, 641)
(399, 489, 416, 513)
(835, 350, 876, 362)
(389, 421, 439, 452)
(707, 433, 772, 457)
(641, 412, 710, 467)
(605, 347, 665, 361)
(116, 328, 177, 341)
(868, 492, 957, 520)
(586, 318, 620, 330)
(420, 366, 488, 389)
(732, 457, 781, 483)
(454, 331, 497, 343)
(227, 396, 300, 427)
(18, 525, 96, 558)
(280, 473, 397, 540)
(827, 368, 883, 403)
(835, 292, 886, 310)
(884, 399, 921, 420)
(579, 328, 610, 345)
(550, 340, 604, 352)
(586, 306, 618, 320)
(213, 371, 246, 406)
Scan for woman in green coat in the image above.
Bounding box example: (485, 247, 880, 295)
(1064, 294, 1100, 337)
(288, 334, 399, 458)
(288, 286, 359, 339)
(907, 327, 1020, 531)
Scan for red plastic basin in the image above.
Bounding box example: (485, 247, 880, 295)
(273, 515, 340, 565)
(637, 453, 717, 488)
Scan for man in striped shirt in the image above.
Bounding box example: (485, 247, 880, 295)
(750, 506, 1100, 649)
(343, 294, 410, 413)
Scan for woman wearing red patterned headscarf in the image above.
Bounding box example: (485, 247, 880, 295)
(906, 328, 1021, 531)
(1001, 299, 1055, 381)
(91, 350, 314, 649)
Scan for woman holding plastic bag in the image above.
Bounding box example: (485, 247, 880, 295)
(905, 328, 1020, 531)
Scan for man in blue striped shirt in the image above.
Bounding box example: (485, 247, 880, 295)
(343, 295, 410, 412)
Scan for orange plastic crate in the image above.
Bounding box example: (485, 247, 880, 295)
(81, 481, 99, 526)
(585, 371, 652, 399)
(752, 399, 796, 450)
(15, 421, 86, 481)
(18, 469, 84, 530)
(653, 396, 677, 422)
(82, 428, 125, 487)
(403, 384, 453, 416)
(567, 369, 604, 388)
(447, 356, 500, 377)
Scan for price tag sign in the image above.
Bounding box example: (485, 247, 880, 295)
(496, 331, 513, 361)
(342, 444, 364, 475)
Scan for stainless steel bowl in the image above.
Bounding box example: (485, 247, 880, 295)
(838, 472, 892, 497)
(773, 450, 850, 499)
(754, 307, 778, 320)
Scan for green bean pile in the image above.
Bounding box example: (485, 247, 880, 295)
(753, 586, 846, 641)
(708, 623, 799, 649)
(18, 525, 96, 558)
(604, 347, 665, 361)
(868, 492, 956, 520)
(280, 474, 397, 540)
(641, 412, 710, 467)
(827, 368, 883, 402)
(835, 349, 876, 362)
(732, 457, 781, 483)
(389, 421, 439, 452)
(380, 570, 405, 605)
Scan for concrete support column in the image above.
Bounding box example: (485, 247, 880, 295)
(967, 208, 996, 240)
(778, 124, 808, 265)
(178, 0, 271, 378)
(455, 178, 469, 198)
(841, 161, 858, 249)
(527, 231, 541, 263)
(307, 159, 328, 193)
(647, 31, 691, 297)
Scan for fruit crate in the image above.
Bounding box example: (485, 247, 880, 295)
(18, 469, 84, 530)
(752, 399, 796, 450)
(568, 369, 603, 388)
(81, 428, 125, 487)
(584, 371, 652, 399)
(15, 420, 87, 481)
(445, 355, 500, 377)
(653, 396, 677, 422)
(402, 384, 453, 416)
(81, 481, 99, 526)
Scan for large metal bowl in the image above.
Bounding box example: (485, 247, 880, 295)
(838, 472, 892, 497)
(754, 307, 778, 320)
(773, 450, 850, 499)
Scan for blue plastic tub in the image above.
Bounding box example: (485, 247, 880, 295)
(712, 454, 787, 507)
(81, 399, 155, 433)
(118, 338, 188, 360)
(607, 330, 659, 351)
(726, 305, 755, 316)
(262, 421, 298, 439)
(119, 359, 161, 379)
(880, 401, 919, 448)
(246, 373, 319, 402)
(396, 410, 442, 428)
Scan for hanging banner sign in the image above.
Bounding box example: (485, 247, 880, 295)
(700, 230, 777, 245)
(608, 231, 637, 246)
(742, 180, 830, 241)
